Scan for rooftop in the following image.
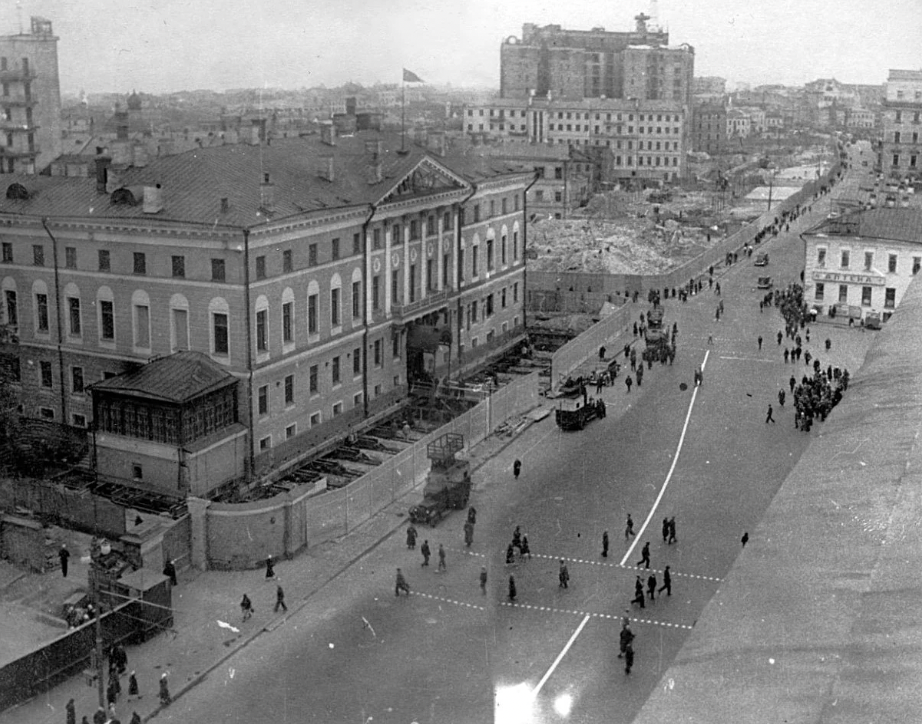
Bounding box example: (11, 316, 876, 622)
(90, 351, 237, 404)
(804, 206, 922, 244)
(0, 132, 526, 228)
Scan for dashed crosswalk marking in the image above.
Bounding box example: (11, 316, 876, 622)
(411, 591, 486, 611)
(519, 552, 722, 582)
(498, 601, 694, 630)
(445, 547, 487, 558)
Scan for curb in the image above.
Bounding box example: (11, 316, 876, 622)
(142, 407, 541, 721)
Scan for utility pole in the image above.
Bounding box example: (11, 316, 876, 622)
(90, 537, 107, 709)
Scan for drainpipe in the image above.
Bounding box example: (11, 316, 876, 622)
(242, 228, 255, 482)
(522, 170, 541, 332)
(361, 203, 377, 418)
(40, 218, 67, 425)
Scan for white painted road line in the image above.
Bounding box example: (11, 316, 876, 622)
(531, 614, 591, 699)
(499, 601, 695, 631)
(621, 348, 710, 566)
(411, 591, 486, 611)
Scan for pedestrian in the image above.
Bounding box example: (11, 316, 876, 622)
(599, 345, 606, 361)
(625, 513, 636, 540)
(668, 517, 677, 544)
(59, 544, 70, 578)
(106, 673, 120, 705)
(558, 560, 570, 589)
(825, 338, 831, 351)
(506, 543, 515, 565)
(82, 717, 90, 724)
(635, 365, 643, 387)
(631, 576, 645, 608)
(265, 554, 275, 579)
(636, 542, 650, 569)
(93, 709, 107, 724)
(395, 567, 410, 596)
(624, 642, 635, 674)
(241, 593, 254, 621)
(784, 348, 790, 363)
(512, 525, 522, 553)
(741, 532, 749, 547)
(467, 505, 477, 525)
(633, 321, 638, 336)
(274, 583, 287, 612)
(159, 672, 171, 706)
(789, 375, 796, 393)
(508, 574, 517, 602)
(406, 524, 418, 550)
(114, 643, 127, 675)
(658, 566, 672, 596)
(757, 335, 762, 350)
(777, 331, 783, 345)
(437, 543, 446, 572)
(163, 559, 177, 587)
(520, 535, 531, 560)
(66, 698, 76, 724)
(661, 517, 669, 543)
(127, 671, 139, 699)
(618, 620, 634, 658)
(766, 404, 776, 423)
(513, 459, 521, 479)
(647, 573, 657, 601)
(480, 566, 488, 594)
(421, 540, 431, 567)
(463, 520, 474, 548)
(625, 374, 633, 393)
(130, 713, 142, 724)
(602, 530, 609, 558)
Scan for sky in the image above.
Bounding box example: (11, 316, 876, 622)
(5, 0, 921, 94)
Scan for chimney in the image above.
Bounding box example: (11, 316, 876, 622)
(220, 197, 229, 213)
(321, 122, 336, 146)
(364, 139, 383, 159)
(318, 156, 335, 182)
(142, 184, 164, 214)
(95, 150, 111, 195)
(260, 172, 275, 211)
(367, 160, 383, 185)
(132, 143, 149, 168)
(346, 96, 357, 116)
(106, 167, 122, 194)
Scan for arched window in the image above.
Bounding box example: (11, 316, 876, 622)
(32, 279, 49, 336)
(97, 286, 115, 344)
(254, 294, 270, 357)
(63, 282, 82, 338)
(1, 277, 17, 328)
(350, 267, 362, 320)
(169, 293, 189, 352)
(281, 287, 295, 348)
(307, 279, 320, 338)
(329, 273, 342, 330)
(208, 297, 230, 360)
(131, 290, 151, 350)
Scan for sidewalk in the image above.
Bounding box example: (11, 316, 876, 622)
(0, 397, 551, 724)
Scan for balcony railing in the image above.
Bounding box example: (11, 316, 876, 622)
(391, 288, 452, 319)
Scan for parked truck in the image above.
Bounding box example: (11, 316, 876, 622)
(408, 433, 472, 527)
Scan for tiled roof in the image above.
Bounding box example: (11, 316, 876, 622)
(0, 132, 520, 228)
(805, 207, 922, 244)
(90, 351, 236, 403)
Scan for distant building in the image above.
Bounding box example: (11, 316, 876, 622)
(692, 102, 727, 155)
(693, 76, 726, 97)
(726, 109, 752, 139)
(879, 69, 922, 180)
(464, 97, 687, 185)
(0, 130, 532, 497)
(802, 207, 922, 323)
(0, 16, 62, 173)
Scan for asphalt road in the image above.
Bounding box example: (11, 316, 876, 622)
(155, 187, 855, 724)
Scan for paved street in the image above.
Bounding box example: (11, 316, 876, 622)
(149, 163, 874, 724)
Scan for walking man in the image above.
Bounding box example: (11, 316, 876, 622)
(625, 514, 636, 540)
(636, 365, 643, 387)
(647, 573, 657, 601)
(618, 619, 634, 658)
(59, 544, 70, 578)
(241, 593, 254, 621)
(395, 568, 410, 596)
(631, 576, 645, 608)
(558, 560, 570, 589)
(636, 542, 651, 569)
(421, 540, 431, 567)
(668, 517, 677, 544)
(159, 672, 171, 707)
(513, 459, 521, 480)
(602, 530, 610, 558)
(658, 566, 672, 596)
(625, 374, 633, 393)
(127, 671, 139, 699)
(758, 335, 763, 350)
(467, 506, 477, 525)
(766, 404, 776, 423)
(480, 566, 488, 594)
(624, 642, 635, 674)
(406, 524, 418, 550)
(662, 517, 669, 543)
(741, 532, 749, 547)
(274, 583, 287, 612)
(463, 520, 474, 548)
(265, 554, 275, 579)
(777, 331, 783, 346)
(790, 375, 796, 393)
(520, 535, 531, 560)
(508, 574, 517, 602)
(437, 543, 447, 572)
(778, 389, 786, 407)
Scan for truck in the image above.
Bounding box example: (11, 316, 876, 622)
(408, 433, 472, 527)
(555, 397, 602, 431)
(643, 305, 670, 363)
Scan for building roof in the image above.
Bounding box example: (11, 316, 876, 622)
(90, 351, 237, 404)
(0, 132, 525, 228)
(804, 207, 922, 244)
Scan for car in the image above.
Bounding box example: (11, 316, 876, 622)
(754, 253, 769, 266)
(757, 276, 773, 289)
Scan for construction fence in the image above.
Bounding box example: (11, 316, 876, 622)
(549, 307, 633, 389)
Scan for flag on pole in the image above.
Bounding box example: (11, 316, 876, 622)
(403, 68, 424, 84)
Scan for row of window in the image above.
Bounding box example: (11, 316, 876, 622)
(815, 248, 921, 274)
(890, 154, 919, 168)
(892, 110, 922, 123)
(814, 283, 896, 308)
(459, 284, 519, 329)
(891, 131, 920, 144)
(471, 109, 682, 123)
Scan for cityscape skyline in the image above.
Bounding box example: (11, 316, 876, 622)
(4, 0, 920, 95)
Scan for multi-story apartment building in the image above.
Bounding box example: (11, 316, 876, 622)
(0, 130, 533, 497)
(622, 44, 694, 107)
(0, 16, 62, 173)
(726, 109, 752, 139)
(879, 69, 922, 180)
(802, 207, 922, 323)
(692, 102, 727, 155)
(464, 97, 687, 185)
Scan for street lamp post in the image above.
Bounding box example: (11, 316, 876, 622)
(90, 537, 108, 709)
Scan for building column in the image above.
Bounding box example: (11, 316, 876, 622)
(436, 210, 445, 292)
(403, 221, 411, 305)
(365, 229, 374, 320)
(384, 225, 393, 316)
(186, 496, 212, 570)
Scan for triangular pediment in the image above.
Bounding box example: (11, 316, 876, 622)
(380, 157, 468, 204)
